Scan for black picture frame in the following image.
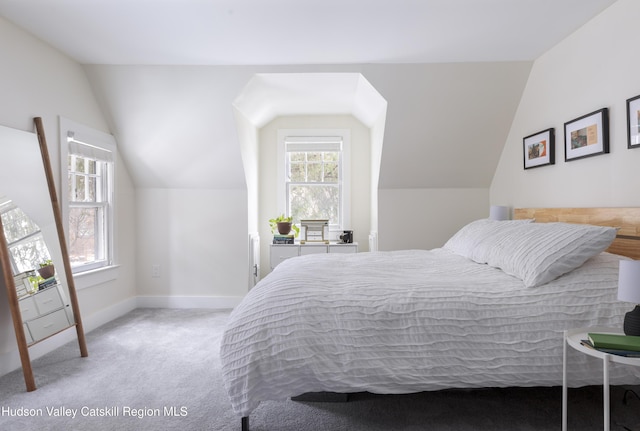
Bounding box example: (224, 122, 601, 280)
(564, 108, 609, 162)
(627, 94, 640, 149)
(523, 128, 554, 169)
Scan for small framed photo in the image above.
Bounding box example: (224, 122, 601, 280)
(564, 108, 609, 162)
(523, 128, 554, 169)
(626, 95, 640, 149)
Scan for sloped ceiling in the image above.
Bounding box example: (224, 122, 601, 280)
(0, 0, 618, 190)
(85, 63, 531, 189)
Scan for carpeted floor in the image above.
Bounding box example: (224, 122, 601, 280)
(0, 308, 639, 430)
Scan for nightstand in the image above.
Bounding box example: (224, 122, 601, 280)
(270, 242, 358, 269)
(563, 327, 640, 431)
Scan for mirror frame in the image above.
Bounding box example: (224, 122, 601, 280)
(0, 117, 87, 391)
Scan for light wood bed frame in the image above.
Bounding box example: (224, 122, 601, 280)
(514, 207, 640, 260)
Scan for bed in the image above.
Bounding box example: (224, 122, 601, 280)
(220, 208, 640, 430)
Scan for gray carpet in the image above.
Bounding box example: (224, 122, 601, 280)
(0, 308, 639, 430)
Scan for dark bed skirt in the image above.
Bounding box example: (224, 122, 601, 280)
(291, 391, 350, 402)
(241, 392, 350, 430)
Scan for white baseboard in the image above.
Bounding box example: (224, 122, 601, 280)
(82, 296, 138, 332)
(136, 295, 242, 309)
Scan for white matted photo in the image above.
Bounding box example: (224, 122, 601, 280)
(523, 128, 554, 169)
(564, 108, 609, 162)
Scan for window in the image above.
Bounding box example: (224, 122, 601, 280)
(279, 130, 350, 233)
(60, 118, 116, 275)
(0, 199, 50, 274)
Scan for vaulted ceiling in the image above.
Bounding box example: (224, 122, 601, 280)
(0, 0, 618, 190)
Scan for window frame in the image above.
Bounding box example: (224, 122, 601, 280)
(59, 117, 118, 287)
(67, 154, 111, 272)
(0, 198, 50, 275)
(277, 129, 351, 238)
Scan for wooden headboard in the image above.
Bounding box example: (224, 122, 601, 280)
(514, 207, 640, 260)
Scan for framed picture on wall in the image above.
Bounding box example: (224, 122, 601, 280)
(627, 94, 640, 149)
(564, 108, 609, 162)
(523, 128, 554, 169)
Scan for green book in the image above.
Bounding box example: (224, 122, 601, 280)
(588, 333, 640, 352)
(581, 339, 640, 357)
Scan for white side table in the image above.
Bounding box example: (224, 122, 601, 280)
(563, 327, 640, 431)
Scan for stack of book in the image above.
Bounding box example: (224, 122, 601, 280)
(38, 276, 57, 291)
(582, 332, 640, 357)
(273, 234, 294, 244)
(13, 272, 32, 298)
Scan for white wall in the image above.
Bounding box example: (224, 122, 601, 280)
(378, 188, 490, 250)
(491, 0, 640, 208)
(362, 61, 530, 250)
(84, 62, 531, 259)
(0, 16, 137, 375)
(258, 115, 371, 276)
(135, 188, 248, 305)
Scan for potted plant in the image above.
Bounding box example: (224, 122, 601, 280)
(37, 259, 55, 279)
(269, 214, 300, 237)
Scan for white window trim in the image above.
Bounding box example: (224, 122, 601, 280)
(277, 129, 351, 239)
(59, 116, 118, 289)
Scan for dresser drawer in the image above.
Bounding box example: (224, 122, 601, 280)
(270, 245, 300, 268)
(300, 244, 327, 255)
(18, 297, 38, 321)
(328, 244, 358, 253)
(34, 287, 64, 315)
(27, 309, 71, 341)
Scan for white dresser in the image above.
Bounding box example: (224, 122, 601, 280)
(270, 242, 358, 269)
(18, 284, 72, 344)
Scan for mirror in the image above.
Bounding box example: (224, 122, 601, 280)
(0, 120, 87, 391)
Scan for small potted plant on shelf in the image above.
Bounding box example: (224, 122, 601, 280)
(37, 259, 55, 279)
(269, 214, 299, 237)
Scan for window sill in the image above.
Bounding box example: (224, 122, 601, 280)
(73, 264, 120, 290)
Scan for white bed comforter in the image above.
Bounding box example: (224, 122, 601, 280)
(221, 249, 637, 416)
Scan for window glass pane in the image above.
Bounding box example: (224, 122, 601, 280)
(0, 206, 39, 243)
(87, 177, 97, 202)
(306, 152, 321, 162)
(0, 204, 50, 274)
(9, 235, 50, 274)
(290, 162, 305, 182)
(74, 156, 85, 173)
(324, 162, 339, 182)
(290, 152, 305, 162)
(306, 162, 323, 182)
(68, 206, 102, 266)
(324, 152, 338, 162)
(73, 176, 86, 201)
(289, 184, 340, 225)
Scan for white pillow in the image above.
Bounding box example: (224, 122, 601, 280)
(473, 222, 617, 287)
(443, 218, 533, 259)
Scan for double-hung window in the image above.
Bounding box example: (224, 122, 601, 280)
(280, 131, 350, 232)
(60, 118, 116, 275)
